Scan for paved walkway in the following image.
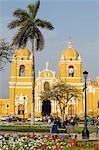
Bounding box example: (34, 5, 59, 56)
(0, 131, 99, 141)
(36, 132, 99, 141)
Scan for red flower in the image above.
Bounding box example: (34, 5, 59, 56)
(94, 144, 99, 150)
(8, 148, 11, 150)
(53, 148, 58, 150)
(71, 141, 76, 147)
(42, 143, 47, 148)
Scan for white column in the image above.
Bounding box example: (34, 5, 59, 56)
(51, 100, 54, 113)
(25, 102, 28, 113)
(15, 102, 18, 114)
(54, 100, 56, 112)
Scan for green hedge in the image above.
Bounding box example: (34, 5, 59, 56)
(0, 125, 96, 133)
(0, 126, 50, 132)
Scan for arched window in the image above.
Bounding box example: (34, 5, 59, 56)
(68, 66, 74, 77)
(44, 82, 50, 91)
(19, 65, 25, 77)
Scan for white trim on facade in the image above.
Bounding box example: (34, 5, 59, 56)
(9, 86, 32, 89)
(60, 77, 82, 78)
(65, 82, 83, 86)
(36, 77, 57, 81)
(59, 60, 82, 64)
(13, 59, 32, 62)
(11, 76, 32, 78)
(9, 82, 32, 85)
(95, 88, 99, 91)
(66, 68, 81, 71)
(0, 99, 10, 100)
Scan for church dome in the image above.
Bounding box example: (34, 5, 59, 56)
(63, 47, 79, 60)
(15, 48, 31, 57)
(61, 39, 79, 61)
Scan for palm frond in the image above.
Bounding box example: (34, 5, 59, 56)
(12, 25, 30, 47)
(13, 8, 29, 19)
(7, 19, 24, 29)
(34, 0, 40, 17)
(28, 4, 35, 18)
(28, 0, 40, 20)
(35, 19, 54, 30)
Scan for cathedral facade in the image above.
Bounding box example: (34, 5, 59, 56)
(0, 40, 99, 119)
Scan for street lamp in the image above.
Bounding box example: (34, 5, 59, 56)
(82, 70, 89, 139)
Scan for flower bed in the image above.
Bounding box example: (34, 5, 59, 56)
(0, 134, 99, 150)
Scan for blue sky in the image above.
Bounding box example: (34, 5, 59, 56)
(0, 0, 99, 98)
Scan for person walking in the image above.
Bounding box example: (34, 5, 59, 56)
(96, 125, 99, 139)
(50, 121, 58, 137)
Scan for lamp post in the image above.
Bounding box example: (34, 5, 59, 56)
(82, 70, 89, 139)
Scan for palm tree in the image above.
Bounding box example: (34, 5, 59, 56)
(8, 0, 54, 124)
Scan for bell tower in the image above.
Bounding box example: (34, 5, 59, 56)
(9, 48, 32, 118)
(58, 39, 83, 118)
(58, 39, 82, 83)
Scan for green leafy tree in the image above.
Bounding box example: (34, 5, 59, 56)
(8, 0, 54, 124)
(0, 39, 14, 71)
(41, 82, 82, 122)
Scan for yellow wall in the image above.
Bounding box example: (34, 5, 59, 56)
(58, 62, 82, 83)
(0, 99, 13, 116)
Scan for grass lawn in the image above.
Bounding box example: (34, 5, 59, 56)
(74, 126, 96, 133)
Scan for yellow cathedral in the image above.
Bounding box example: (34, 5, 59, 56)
(0, 40, 99, 119)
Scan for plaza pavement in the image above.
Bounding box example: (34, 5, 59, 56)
(0, 131, 98, 141)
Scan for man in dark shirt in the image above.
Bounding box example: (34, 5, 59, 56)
(51, 121, 58, 136)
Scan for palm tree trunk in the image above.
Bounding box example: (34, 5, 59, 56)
(31, 38, 35, 125)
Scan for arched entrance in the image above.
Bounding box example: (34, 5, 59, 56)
(42, 100, 51, 116)
(68, 104, 74, 117)
(18, 104, 24, 115)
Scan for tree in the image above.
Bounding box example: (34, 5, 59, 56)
(41, 82, 82, 122)
(0, 39, 14, 71)
(7, 0, 54, 124)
